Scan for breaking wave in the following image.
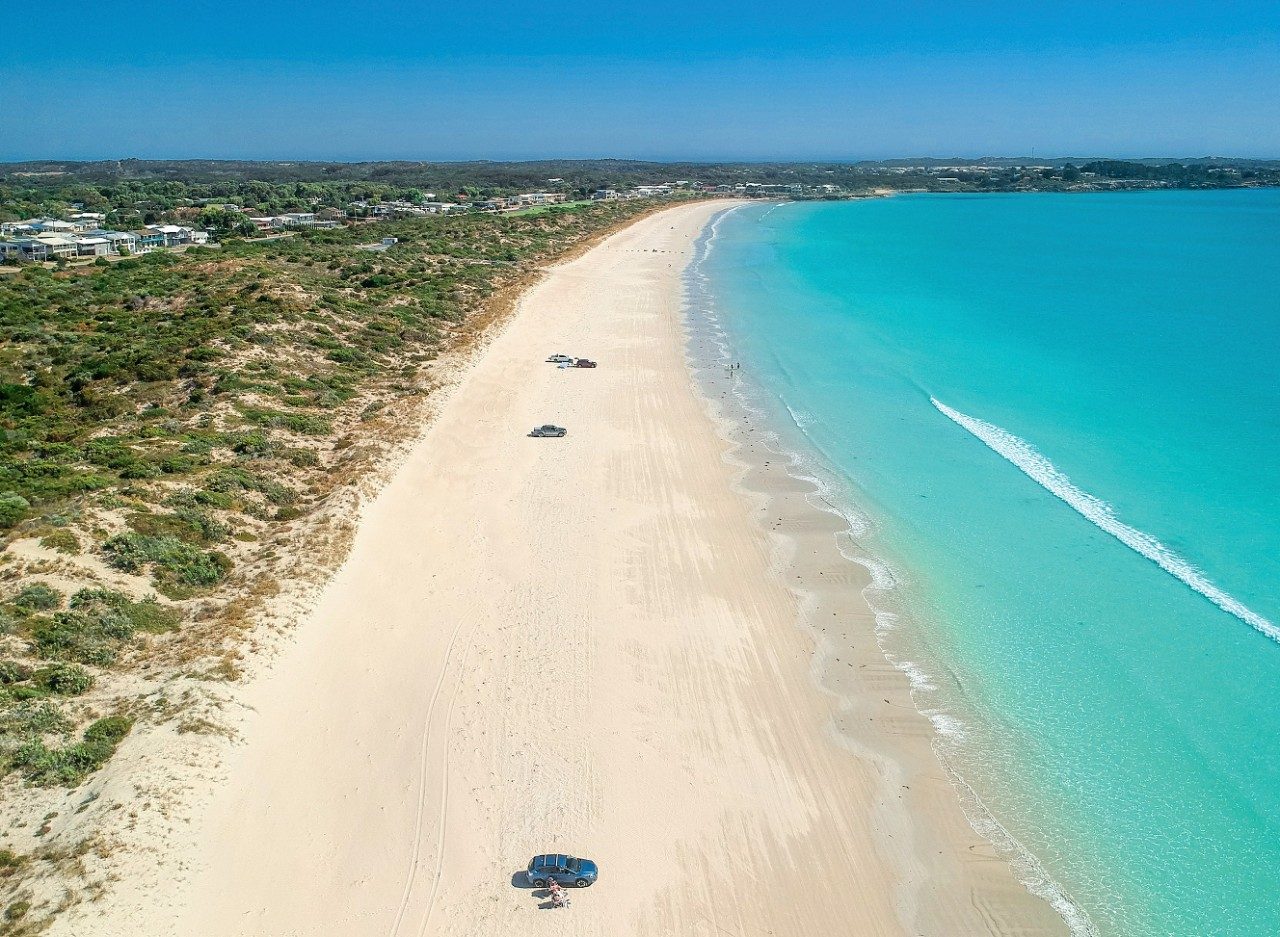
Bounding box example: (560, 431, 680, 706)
(932, 398, 1280, 645)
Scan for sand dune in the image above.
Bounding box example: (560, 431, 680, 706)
(85, 201, 1063, 936)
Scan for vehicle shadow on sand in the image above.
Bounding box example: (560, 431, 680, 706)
(510, 872, 566, 910)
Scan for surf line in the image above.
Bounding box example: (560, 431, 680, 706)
(931, 398, 1280, 645)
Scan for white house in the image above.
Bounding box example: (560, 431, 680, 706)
(82, 230, 139, 254)
(32, 234, 78, 258)
(30, 219, 76, 234)
(68, 212, 107, 229)
(145, 224, 203, 247)
(76, 237, 111, 256)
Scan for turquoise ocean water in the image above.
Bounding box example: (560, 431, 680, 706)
(691, 191, 1280, 936)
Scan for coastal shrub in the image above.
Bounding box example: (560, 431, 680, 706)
(70, 589, 181, 633)
(29, 612, 128, 666)
(29, 590, 181, 664)
(0, 661, 33, 685)
(102, 532, 232, 591)
(12, 583, 62, 612)
(0, 700, 70, 741)
(0, 492, 29, 529)
(0, 849, 27, 878)
(205, 467, 297, 506)
(9, 715, 133, 786)
(126, 508, 228, 544)
(241, 408, 332, 436)
(39, 528, 81, 554)
(31, 664, 93, 696)
(283, 448, 319, 468)
(228, 431, 277, 457)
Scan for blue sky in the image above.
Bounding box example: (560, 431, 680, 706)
(5, 1, 1280, 160)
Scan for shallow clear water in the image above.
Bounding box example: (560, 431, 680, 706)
(697, 191, 1280, 936)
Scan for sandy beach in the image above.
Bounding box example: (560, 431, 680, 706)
(79, 200, 1066, 936)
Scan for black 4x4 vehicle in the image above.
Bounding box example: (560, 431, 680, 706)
(526, 854, 598, 887)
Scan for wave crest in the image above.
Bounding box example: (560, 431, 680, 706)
(931, 398, 1280, 644)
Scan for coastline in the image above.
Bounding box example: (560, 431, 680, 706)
(65, 200, 1064, 935)
(682, 205, 1073, 935)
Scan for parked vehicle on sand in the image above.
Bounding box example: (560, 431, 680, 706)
(546, 354, 573, 363)
(526, 854, 598, 887)
(572, 358, 597, 368)
(529, 424, 567, 437)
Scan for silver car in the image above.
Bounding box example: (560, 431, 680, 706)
(529, 424, 567, 437)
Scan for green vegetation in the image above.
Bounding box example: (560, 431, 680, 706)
(38, 528, 80, 554)
(6, 715, 132, 787)
(0, 191, 659, 930)
(103, 533, 232, 596)
(2, 158, 1275, 228)
(0, 200, 648, 575)
(0, 195, 653, 824)
(11, 584, 60, 613)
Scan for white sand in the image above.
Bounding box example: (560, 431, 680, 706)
(80, 201, 1064, 936)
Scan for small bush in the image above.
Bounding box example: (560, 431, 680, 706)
(29, 612, 125, 666)
(284, 448, 319, 468)
(102, 533, 232, 590)
(0, 661, 33, 685)
(0, 700, 69, 739)
(10, 715, 133, 786)
(0, 492, 29, 529)
(39, 528, 81, 554)
(127, 508, 227, 544)
(241, 408, 332, 436)
(31, 664, 93, 696)
(0, 848, 27, 878)
(12, 583, 62, 612)
(29, 590, 181, 664)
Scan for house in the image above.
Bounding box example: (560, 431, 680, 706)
(133, 229, 166, 252)
(249, 216, 284, 231)
(32, 234, 78, 258)
(592, 189, 620, 200)
(146, 224, 191, 247)
(509, 192, 565, 206)
(105, 231, 138, 253)
(81, 230, 139, 255)
(68, 212, 107, 229)
(76, 237, 111, 256)
(0, 239, 50, 262)
(30, 219, 76, 234)
(281, 212, 316, 226)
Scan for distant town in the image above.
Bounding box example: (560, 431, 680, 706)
(3, 157, 1277, 266)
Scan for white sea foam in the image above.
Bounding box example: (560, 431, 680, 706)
(932, 398, 1280, 645)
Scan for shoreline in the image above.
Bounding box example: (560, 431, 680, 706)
(681, 205, 1072, 935)
(64, 200, 1065, 935)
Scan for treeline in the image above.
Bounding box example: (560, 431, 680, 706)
(3, 158, 1278, 225)
(1076, 160, 1269, 184)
